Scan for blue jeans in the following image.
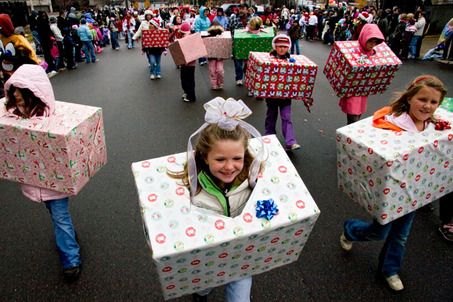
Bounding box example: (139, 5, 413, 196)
(111, 31, 120, 49)
(343, 212, 416, 277)
(147, 53, 162, 76)
(82, 40, 96, 63)
(233, 59, 246, 81)
(197, 276, 252, 302)
(127, 31, 134, 48)
(290, 39, 300, 55)
(409, 35, 422, 58)
(45, 198, 81, 269)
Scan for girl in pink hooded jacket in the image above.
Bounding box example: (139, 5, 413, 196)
(3, 64, 81, 282)
(339, 24, 385, 124)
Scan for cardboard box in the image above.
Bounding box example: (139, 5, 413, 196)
(203, 31, 232, 59)
(323, 41, 402, 98)
(233, 28, 274, 60)
(169, 33, 208, 65)
(131, 135, 320, 300)
(336, 109, 453, 224)
(245, 52, 318, 101)
(142, 29, 170, 48)
(0, 99, 107, 195)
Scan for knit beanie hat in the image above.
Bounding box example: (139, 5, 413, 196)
(150, 18, 160, 28)
(0, 14, 15, 36)
(144, 10, 153, 17)
(180, 22, 191, 34)
(272, 34, 291, 50)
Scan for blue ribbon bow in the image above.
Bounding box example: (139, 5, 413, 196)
(256, 199, 279, 220)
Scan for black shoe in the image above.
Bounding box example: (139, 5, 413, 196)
(63, 265, 81, 283)
(192, 293, 208, 302)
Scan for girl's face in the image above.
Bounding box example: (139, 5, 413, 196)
(276, 45, 289, 56)
(13, 88, 26, 115)
(176, 16, 181, 23)
(205, 139, 245, 186)
(146, 14, 152, 21)
(365, 38, 381, 51)
(408, 86, 442, 125)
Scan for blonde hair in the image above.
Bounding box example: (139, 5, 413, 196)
(390, 75, 447, 119)
(169, 124, 254, 193)
(248, 16, 263, 31)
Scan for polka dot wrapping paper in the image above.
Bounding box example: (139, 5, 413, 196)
(142, 29, 170, 48)
(245, 52, 318, 101)
(336, 109, 453, 225)
(131, 135, 320, 300)
(0, 99, 107, 195)
(323, 41, 402, 98)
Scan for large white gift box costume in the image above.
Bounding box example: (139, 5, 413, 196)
(336, 109, 453, 225)
(131, 135, 320, 300)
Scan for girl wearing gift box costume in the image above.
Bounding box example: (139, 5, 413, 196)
(338, 24, 385, 125)
(171, 97, 264, 301)
(133, 11, 165, 80)
(264, 34, 301, 151)
(340, 75, 448, 292)
(3, 64, 82, 282)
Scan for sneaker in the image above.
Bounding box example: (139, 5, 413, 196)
(385, 274, 404, 291)
(286, 143, 301, 151)
(218, 85, 223, 89)
(340, 232, 353, 251)
(183, 98, 192, 102)
(93, 59, 99, 63)
(438, 224, 453, 242)
(181, 93, 187, 99)
(211, 86, 218, 90)
(47, 70, 58, 78)
(63, 266, 81, 283)
(156, 75, 161, 79)
(236, 79, 243, 86)
(150, 74, 156, 80)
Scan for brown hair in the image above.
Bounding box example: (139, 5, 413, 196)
(169, 124, 254, 194)
(5, 85, 47, 118)
(389, 75, 447, 119)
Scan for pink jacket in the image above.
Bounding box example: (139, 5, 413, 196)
(339, 24, 385, 115)
(4, 64, 68, 202)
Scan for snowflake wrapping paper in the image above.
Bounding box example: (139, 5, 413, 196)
(142, 29, 170, 48)
(245, 52, 318, 101)
(323, 41, 401, 98)
(169, 33, 208, 65)
(233, 28, 275, 60)
(203, 31, 232, 59)
(0, 99, 107, 195)
(336, 109, 453, 225)
(131, 135, 320, 300)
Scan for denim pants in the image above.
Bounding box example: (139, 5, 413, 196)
(409, 35, 422, 58)
(233, 59, 246, 81)
(147, 53, 162, 76)
(343, 211, 416, 277)
(45, 198, 81, 269)
(82, 41, 96, 63)
(265, 99, 297, 147)
(290, 39, 300, 54)
(197, 276, 252, 302)
(127, 31, 134, 48)
(111, 31, 120, 49)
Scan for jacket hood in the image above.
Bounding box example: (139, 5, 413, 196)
(0, 14, 15, 36)
(4, 64, 55, 116)
(199, 7, 208, 19)
(358, 23, 384, 54)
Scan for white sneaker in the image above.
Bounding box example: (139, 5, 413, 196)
(340, 232, 353, 251)
(386, 275, 404, 291)
(183, 98, 191, 102)
(47, 70, 58, 78)
(236, 79, 243, 86)
(150, 74, 156, 80)
(156, 75, 161, 79)
(181, 93, 187, 99)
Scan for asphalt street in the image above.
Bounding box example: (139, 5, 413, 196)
(0, 37, 452, 301)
